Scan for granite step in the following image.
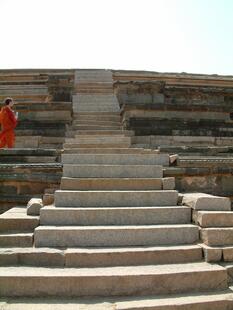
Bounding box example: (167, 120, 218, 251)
(63, 164, 163, 178)
(0, 247, 64, 267)
(74, 130, 128, 135)
(65, 136, 131, 144)
(63, 143, 131, 149)
(60, 177, 175, 190)
(115, 289, 233, 310)
(62, 148, 157, 154)
(201, 228, 233, 246)
(34, 224, 198, 247)
(0, 245, 202, 267)
(61, 154, 169, 166)
(0, 207, 39, 232)
(74, 106, 119, 112)
(73, 125, 122, 130)
(0, 263, 226, 297)
(194, 211, 233, 227)
(0, 233, 33, 247)
(73, 120, 121, 126)
(64, 245, 202, 268)
(40, 206, 190, 226)
(1, 290, 233, 309)
(54, 190, 178, 207)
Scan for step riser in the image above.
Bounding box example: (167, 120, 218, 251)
(0, 235, 33, 247)
(40, 207, 191, 226)
(73, 126, 122, 130)
(74, 107, 119, 112)
(63, 143, 131, 149)
(0, 219, 39, 232)
(74, 116, 121, 121)
(0, 267, 226, 297)
(35, 226, 198, 247)
(73, 121, 121, 125)
(54, 190, 178, 207)
(196, 212, 233, 228)
(61, 154, 169, 166)
(65, 247, 202, 268)
(65, 137, 131, 144)
(201, 229, 233, 246)
(63, 148, 155, 154)
(60, 178, 174, 190)
(74, 131, 127, 135)
(63, 165, 163, 178)
(0, 246, 202, 267)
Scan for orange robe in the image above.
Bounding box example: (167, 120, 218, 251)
(0, 106, 18, 148)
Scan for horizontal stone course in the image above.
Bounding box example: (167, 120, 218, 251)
(54, 190, 178, 207)
(0, 263, 226, 297)
(34, 224, 198, 247)
(40, 206, 191, 226)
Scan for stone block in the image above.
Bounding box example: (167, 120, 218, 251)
(182, 193, 231, 211)
(162, 177, 175, 190)
(201, 244, 222, 262)
(27, 198, 43, 215)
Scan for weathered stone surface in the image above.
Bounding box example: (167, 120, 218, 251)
(182, 193, 231, 211)
(40, 206, 191, 226)
(27, 198, 43, 215)
(201, 244, 223, 262)
(34, 224, 198, 247)
(55, 190, 178, 207)
(0, 263, 227, 297)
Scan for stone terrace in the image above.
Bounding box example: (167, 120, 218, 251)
(113, 70, 233, 199)
(0, 70, 73, 211)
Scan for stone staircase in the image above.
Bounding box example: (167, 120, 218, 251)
(1, 70, 233, 308)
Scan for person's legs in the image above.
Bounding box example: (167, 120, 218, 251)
(6, 130, 15, 148)
(0, 132, 7, 148)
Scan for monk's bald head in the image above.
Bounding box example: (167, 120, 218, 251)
(4, 98, 14, 106)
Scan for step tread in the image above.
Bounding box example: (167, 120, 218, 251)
(0, 262, 224, 276)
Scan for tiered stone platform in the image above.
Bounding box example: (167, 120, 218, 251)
(0, 70, 73, 210)
(1, 70, 233, 309)
(113, 71, 233, 199)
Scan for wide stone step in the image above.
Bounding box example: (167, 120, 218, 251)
(35, 224, 198, 247)
(40, 206, 190, 226)
(63, 143, 131, 149)
(0, 247, 64, 267)
(0, 207, 39, 232)
(63, 164, 163, 178)
(74, 106, 119, 112)
(60, 177, 175, 190)
(63, 148, 157, 154)
(65, 136, 131, 144)
(75, 116, 121, 122)
(0, 263, 226, 297)
(73, 125, 122, 130)
(65, 245, 202, 268)
(61, 154, 169, 166)
(73, 120, 121, 126)
(75, 130, 127, 135)
(201, 228, 233, 246)
(195, 211, 233, 227)
(1, 291, 232, 309)
(0, 233, 33, 247)
(115, 290, 233, 310)
(54, 190, 178, 207)
(0, 245, 202, 268)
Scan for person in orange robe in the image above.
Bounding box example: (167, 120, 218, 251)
(0, 98, 18, 148)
